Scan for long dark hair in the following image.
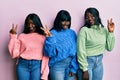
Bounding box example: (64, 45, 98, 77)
(23, 13, 44, 35)
(84, 7, 104, 28)
(51, 10, 71, 31)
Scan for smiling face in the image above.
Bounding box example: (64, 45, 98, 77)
(85, 12, 95, 25)
(27, 19, 36, 33)
(61, 20, 70, 30)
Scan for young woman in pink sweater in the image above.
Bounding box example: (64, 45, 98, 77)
(8, 13, 49, 80)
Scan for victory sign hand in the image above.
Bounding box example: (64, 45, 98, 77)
(9, 24, 18, 34)
(107, 18, 115, 32)
(40, 25, 52, 37)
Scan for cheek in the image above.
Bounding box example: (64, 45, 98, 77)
(29, 25, 36, 31)
(33, 24, 35, 27)
(32, 26, 36, 30)
(66, 22, 70, 25)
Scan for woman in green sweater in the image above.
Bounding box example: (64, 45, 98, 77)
(77, 7, 115, 80)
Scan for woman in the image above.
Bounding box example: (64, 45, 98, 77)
(77, 7, 115, 80)
(8, 13, 49, 80)
(42, 10, 78, 80)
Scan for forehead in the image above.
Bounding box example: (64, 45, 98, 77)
(27, 19, 33, 23)
(86, 12, 94, 16)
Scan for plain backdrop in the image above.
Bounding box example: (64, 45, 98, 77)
(0, 0, 120, 80)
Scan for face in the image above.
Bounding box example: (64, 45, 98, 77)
(85, 12, 95, 25)
(61, 20, 70, 29)
(27, 19, 36, 33)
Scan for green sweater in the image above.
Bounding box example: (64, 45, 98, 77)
(77, 25, 115, 71)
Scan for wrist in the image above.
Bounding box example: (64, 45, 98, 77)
(45, 32, 52, 37)
(109, 31, 114, 33)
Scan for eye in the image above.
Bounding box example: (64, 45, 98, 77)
(61, 21, 66, 24)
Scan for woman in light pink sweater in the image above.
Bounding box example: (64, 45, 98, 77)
(8, 13, 49, 80)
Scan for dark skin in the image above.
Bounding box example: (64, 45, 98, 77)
(9, 24, 18, 34)
(10, 20, 37, 34)
(69, 72, 78, 80)
(10, 23, 46, 80)
(41, 20, 71, 37)
(83, 13, 115, 80)
(41, 21, 78, 80)
(40, 25, 52, 37)
(82, 71, 89, 80)
(107, 18, 115, 32)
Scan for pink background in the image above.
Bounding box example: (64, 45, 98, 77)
(0, 0, 120, 80)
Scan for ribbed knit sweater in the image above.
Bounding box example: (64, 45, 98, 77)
(8, 33, 49, 80)
(77, 25, 115, 71)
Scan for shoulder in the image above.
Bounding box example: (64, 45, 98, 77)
(102, 27, 107, 31)
(68, 29, 75, 33)
(101, 27, 108, 33)
(51, 29, 57, 34)
(33, 33, 46, 40)
(79, 27, 88, 33)
(80, 27, 88, 31)
(77, 27, 89, 37)
(19, 33, 45, 39)
(18, 33, 25, 38)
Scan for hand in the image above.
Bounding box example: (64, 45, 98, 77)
(107, 18, 115, 32)
(69, 72, 78, 80)
(69, 72, 74, 76)
(40, 25, 52, 37)
(82, 71, 89, 80)
(9, 24, 18, 34)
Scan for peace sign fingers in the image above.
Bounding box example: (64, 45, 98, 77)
(40, 25, 52, 37)
(10, 24, 18, 34)
(107, 18, 115, 32)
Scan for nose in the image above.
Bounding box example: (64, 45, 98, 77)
(88, 16, 93, 21)
(28, 23, 33, 28)
(65, 21, 70, 25)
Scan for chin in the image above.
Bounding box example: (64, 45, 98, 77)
(63, 28, 67, 30)
(63, 26, 68, 29)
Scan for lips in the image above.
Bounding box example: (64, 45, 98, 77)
(89, 20, 94, 25)
(29, 27, 36, 32)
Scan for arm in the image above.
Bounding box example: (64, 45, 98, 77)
(41, 26, 57, 57)
(70, 56, 79, 74)
(8, 34, 20, 58)
(43, 34, 57, 57)
(77, 28, 89, 80)
(41, 56, 49, 80)
(106, 18, 115, 51)
(69, 31, 79, 74)
(77, 29, 88, 72)
(105, 32, 115, 51)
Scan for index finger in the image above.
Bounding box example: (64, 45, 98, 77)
(15, 24, 18, 31)
(107, 19, 110, 25)
(110, 18, 113, 23)
(40, 27, 45, 31)
(45, 25, 50, 30)
(12, 24, 14, 29)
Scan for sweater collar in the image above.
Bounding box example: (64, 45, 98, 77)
(91, 24, 102, 30)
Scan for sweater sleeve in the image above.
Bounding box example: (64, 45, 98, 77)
(69, 31, 79, 74)
(41, 56, 49, 80)
(43, 35, 57, 57)
(70, 56, 79, 74)
(77, 28, 88, 72)
(8, 34, 20, 58)
(106, 32, 115, 51)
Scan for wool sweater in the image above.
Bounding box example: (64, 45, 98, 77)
(77, 25, 115, 71)
(43, 29, 78, 74)
(8, 33, 49, 80)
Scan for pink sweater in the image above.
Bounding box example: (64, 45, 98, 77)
(8, 33, 49, 80)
